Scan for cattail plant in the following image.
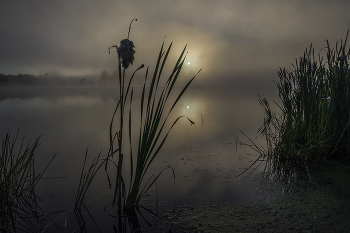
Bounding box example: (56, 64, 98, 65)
(75, 19, 201, 219)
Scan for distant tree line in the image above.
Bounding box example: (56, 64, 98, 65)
(99, 70, 144, 87)
(100, 70, 118, 85)
(0, 73, 96, 86)
(0, 73, 41, 86)
(0, 70, 141, 87)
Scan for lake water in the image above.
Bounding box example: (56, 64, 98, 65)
(0, 84, 279, 232)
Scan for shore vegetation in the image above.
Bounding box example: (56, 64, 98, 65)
(0, 131, 55, 233)
(243, 29, 350, 180)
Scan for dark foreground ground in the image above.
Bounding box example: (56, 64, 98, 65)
(161, 159, 350, 232)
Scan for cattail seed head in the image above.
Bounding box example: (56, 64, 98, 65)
(118, 39, 135, 69)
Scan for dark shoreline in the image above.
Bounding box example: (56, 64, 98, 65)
(162, 159, 350, 232)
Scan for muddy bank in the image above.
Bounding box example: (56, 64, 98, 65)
(161, 160, 350, 232)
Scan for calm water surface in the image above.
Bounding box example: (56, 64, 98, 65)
(0, 85, 278, 232)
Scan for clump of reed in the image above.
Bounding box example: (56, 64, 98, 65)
(0, 131, 55, 232)
(251, 30, 350, 177)
(75, 19, 201, 224)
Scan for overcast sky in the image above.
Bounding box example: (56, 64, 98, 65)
(1, 0, 350, 87)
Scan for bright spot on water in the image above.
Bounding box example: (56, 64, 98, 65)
(187, 62, 190, 65)
(187, 106, 189, 109)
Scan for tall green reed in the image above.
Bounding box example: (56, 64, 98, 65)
(244, 30, 350, 178)
(108, 21, 201, 211)
(0, 131, 55, 232)
(75, 19, 201, 217)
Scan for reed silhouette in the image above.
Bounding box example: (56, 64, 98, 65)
(75, 19, 201, 230)
(240, 30, 350, 181)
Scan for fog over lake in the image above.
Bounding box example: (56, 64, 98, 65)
(0, 84, 278, 231)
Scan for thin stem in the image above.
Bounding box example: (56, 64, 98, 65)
(127, 18, 137, 39)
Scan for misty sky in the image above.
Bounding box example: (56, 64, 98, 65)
(1, 0, 350, 87)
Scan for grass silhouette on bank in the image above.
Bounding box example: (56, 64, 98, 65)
(243, 30, 350, 179)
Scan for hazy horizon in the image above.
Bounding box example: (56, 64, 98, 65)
(1, 0, 350, 88)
